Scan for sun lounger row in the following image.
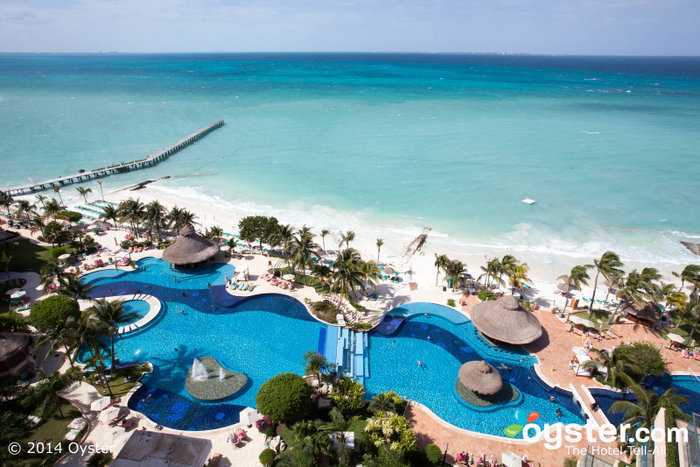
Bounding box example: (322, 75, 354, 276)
(230, 282, 255, 292)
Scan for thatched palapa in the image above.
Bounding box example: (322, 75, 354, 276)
(471, 295, 542, 345)
(458, 360, 503, 395)
(162, 224, 219, 269)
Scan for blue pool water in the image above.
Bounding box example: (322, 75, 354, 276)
(365, 303, 586, 437)
(82, 258, 590, 436)
(592, 374, 700, 427)
(81, 258, 325, 431)
(119, 300, 150, 325)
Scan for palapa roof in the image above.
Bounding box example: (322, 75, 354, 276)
(458, 360, 503, 395)
(471, 295, 543, 345)
(624, 301, 662, 323)
(0, 333, 31, 363)
(162, 224, 219, 266)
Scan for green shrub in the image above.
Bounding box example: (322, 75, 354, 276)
(612, 342, 665, 385)
(425, 443, 442, 465)
(57, 210, 83, 222)
(256, 373, 311, 423)
(564, 456, 578, 467)
(49, 246, 70, 259)
(447, 298, 456, 307)
(365, 411, 417, 454)
(87, 452, 113, 466)
(330, 375, 366, 415)
(350, 322, 373, 331)
(259, 448, 276, 466)
(520, 300, 533, 311)
(29, 295, 80, 332)
(666, 409, 679, 467)
(310, 300, 339, 323)
(369, 391, 406, 414)
(477, 290, 495, 301)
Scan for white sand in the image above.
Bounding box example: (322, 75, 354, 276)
(67, 179, 692, 313)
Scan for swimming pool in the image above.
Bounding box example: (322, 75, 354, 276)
(81, 258, 586, 436)
(592, 373, 700, 426)
(365, 303, 586, 437)
(119, 300, 150, 325)
(81, 258, 326, 431)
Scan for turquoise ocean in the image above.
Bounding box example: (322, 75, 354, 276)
(1, 53, 699, 269)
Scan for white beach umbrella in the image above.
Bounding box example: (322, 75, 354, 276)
(239, 407, 258, 426)
(10, 290, 26, 299)
(90, 396, 112, 412)
(58, 253, 71, 261)
(282, 274, 295, 281)
(667, 333, 686, 344)
(220, 245, 230, 252)
(5, 288, 21, 296)
(98, 406, 122, 424)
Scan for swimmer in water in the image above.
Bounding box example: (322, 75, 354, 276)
(418, 360, 423, 367)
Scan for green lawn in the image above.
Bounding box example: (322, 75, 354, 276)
(572, 309, 613, 330)
(22, 400, 82, 445)
(95, 364, 149, 398)
(6, 238, 54, 273)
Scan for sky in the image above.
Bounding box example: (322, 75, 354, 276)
(1, 0, 699, 55)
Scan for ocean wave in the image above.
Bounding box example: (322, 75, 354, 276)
(150, 182, 698, 270)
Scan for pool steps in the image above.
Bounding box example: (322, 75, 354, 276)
(335, 327, 369, 383)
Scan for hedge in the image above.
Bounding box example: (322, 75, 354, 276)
(57, 210, 83, 223)
(29, 295, 80, 332)
(256, 373, 311, 423)
(425, 443, 442, 465)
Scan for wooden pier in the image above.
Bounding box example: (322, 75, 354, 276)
(1, 120, 224, 196)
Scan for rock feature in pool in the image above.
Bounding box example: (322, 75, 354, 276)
(185, 356, 247, 401)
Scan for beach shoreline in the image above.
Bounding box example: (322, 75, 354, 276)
(70, 178, 696, 311)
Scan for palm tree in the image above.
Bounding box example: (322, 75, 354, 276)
(311, 263, 333, 289)
(0, 191, 13, 215)
(331, 248, 364, 304)
(497, 255, 517, 287)
(22, 369, 80, 421)
(303, 351, 335, 387)
(507, 262, 531, 294)
(0, 243, 13, 281)
(143, 200, 166, 239)
(588, 251, 624, 316)
(97, 180, 104, 200)
(76, 186, 92, 203)
(88, 299, 139, 371)
(674, 264, 700, 298)
(434, 253, 449, 287)
(557, 264, 593, 314)
(683, 296, 700, 343)
(43, 198, 64, 219)
(40, 258, 67, 291)
(117, 198, 145, 237)
(99, 204, 119, 229)
(340, 230, 355, 249)
(610, 374, 686, 432)
(360, 260, 382, 292)
(320, 229, 329, 253)
(15, 200, 32, 221)
(84, 339, 114, 398)
(376, 238, 384, 263)
(607, 268, 661, 325)
(292, 226, 319, 285)
(668, 292, 689, 328)
(52, 185, 63, 204)
(41, 221, 65, 246)
(584, 348, 627, 386)
(59, 275, 97, 300)
(445, 260, 466, 292)
(478, 258, 502, 289)
(206, 225, 224, 242)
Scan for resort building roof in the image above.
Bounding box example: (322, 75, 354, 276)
(112, 430, 211, 467)
(162, 224, 219, 268)
(458, 360, 503, 395)
(470, 295, 543, 345)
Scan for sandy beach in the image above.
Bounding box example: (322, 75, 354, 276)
(76, 179, 695, 314)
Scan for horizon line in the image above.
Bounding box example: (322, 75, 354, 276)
(1, 51, 700, 58)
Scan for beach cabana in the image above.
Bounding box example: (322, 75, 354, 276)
(162, 224, 219, 269)
(623, 301, 662, 328)
(458, 360, 503, 395)
(470, 295, 543, 345)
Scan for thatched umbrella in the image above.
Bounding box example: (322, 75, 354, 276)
(162, 224, 219, 268)
(458, 360, 503, 395)
(557, 283, 575, 293)
(471, 295, 543, 345)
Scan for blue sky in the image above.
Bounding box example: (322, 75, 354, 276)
(1, 0, 699, 55)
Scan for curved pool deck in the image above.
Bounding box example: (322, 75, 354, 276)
(84, 257, 698, 439)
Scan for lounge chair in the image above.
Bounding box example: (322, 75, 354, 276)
(248, 285, 255, 292)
